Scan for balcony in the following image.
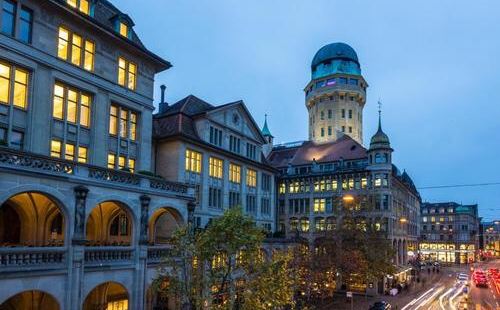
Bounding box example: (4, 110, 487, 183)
(0, 247, 66, 272)
(147, 245, 172, 264)
(84, 247, 134, 267)
(0, 146, 193, 197)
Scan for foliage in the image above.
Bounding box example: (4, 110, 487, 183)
(154, 207, 295, 309)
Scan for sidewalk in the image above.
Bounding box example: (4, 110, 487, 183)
(319, 269, 454, 310)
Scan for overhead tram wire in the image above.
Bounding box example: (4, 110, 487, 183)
(418, 182, 500, 190)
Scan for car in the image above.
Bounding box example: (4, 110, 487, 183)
(475, 277, 488, 288)
(369, 301, 392, 310)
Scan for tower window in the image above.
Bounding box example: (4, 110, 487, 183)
(338, 77, 347, 84)
(341, 109, 345, 118)
(321, 128, 325, 137)
(348, 110, 352, 119)
(349, 126, 352, 133)
(328, 126, 332, 136)
(349, 78, 358, 85)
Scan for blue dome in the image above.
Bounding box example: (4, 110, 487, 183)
(311, 43, 361, 79)
(312, 42, 359, 67)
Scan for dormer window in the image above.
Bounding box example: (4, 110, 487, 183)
(66, 0, 90, 15)
(119, 22, 128, 38)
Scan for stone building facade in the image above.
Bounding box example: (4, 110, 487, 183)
(0, 1, 194, 309)
(419, 202, 480, 264)
(479, 220, 500, 258)
(266, 43, 421, 294)
(153, 94, 276, 232)
(305, 43, 367, 145)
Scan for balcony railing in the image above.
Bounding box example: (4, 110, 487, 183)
(0, 146, 192, 197)
(84, 247, 134, 266)
(0, 247, 66, 271)
(147, 245, 172, 264)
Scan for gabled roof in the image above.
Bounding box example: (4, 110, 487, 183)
(268, 135, 367, 168)
(153, 95, 267, 144)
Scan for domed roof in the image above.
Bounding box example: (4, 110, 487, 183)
(311, 42, 359, 68)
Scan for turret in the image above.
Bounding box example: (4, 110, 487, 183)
(367, 106, 393, 188)
(261, 114, 274, 158)
(305, 42, 368, 145)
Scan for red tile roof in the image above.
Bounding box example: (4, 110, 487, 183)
(268, 135, 367, 168)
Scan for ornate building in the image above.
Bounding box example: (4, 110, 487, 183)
(265, 43, 421, 294)
(0, 1, 194, 309)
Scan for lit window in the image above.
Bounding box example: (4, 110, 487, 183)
(229, 163, 241, 183)
(109, 105, 118, 135)
(107, 299, 128, 310)
(52, 83, 92, 127)
(120, 109, 128, 138)
(128, 158, 135, 173)
(118, 57, 136, 90)
(246, 169, 257, 187)
(78, 146, 87, 163)
(185, 149, 202, 173)
(118, 156, 126, 170)
(300, 218, 309, 232)
(314, 198, 325, 213)
(50, 140, 62, 158)
(66, 0, 90, 15)
(209, 157, 223, 179)
(107, 154, 116, 169)
(0, 62, 29, 109)
(130, 112, 137, 140)
(65, 143, 75, 161)
(119, 22, 128, 37)
(58, 27, 94, 71)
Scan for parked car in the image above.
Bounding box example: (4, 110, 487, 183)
(369, 301, 392, 310)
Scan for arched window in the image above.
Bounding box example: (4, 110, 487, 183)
(110, 212, 129, 236)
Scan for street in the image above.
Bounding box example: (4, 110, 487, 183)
(321, 260, 499, 310)
(401, 260, 499, 310)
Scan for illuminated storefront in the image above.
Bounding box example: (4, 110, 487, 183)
(419, 242, 475, 264)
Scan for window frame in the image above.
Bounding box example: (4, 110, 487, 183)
(52, 82, 92, 128)
(209, 156, 223, 179)
(185, 149, 202, 174)
(0, 61, 29, 110)
(57, 26, 95, 72)
(117, 56, 137, 90)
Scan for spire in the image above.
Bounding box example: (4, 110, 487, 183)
(377, 99, 382, 132)
(261, 114, 273, 137)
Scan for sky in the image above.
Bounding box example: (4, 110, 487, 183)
(115, 0, 500, 221)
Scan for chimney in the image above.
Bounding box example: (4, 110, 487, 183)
(158, 85, 168, 114)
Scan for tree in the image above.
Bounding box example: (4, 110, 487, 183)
(154, 207, 296, 309)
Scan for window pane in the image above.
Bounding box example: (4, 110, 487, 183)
(50, 140, 62, 158)
(53, 84, 64, 119)
(19, 7, 33, 43)
(118, 156, 125, 169)
(79, 0, 89, 14)
(83, 40, 94, 71)
(10, 130, 23, 149)
(128, 158, 135, 172)
(80, 94, 90, 127)
(13, 69, 28, 108)
(1, 0, 16, 36)
(0, 64, 10, 104)
(119, 22, 128, 37)
(109, 105, 118, 135)
(67, 90, 77, 123)
(71, 34, 82, 66)
(119, 109, 127, 138)
(65, 143, 75, 161)
(58, 28, 69, 60)
(130, 112, 137, 140)
(107, 154, 115, 169)
(78, 146, 87, 163)
(67, 0, 77, 8)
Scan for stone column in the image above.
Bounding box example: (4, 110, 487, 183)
(69, 185, 89, 310)
(136, 195, 151, 310)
